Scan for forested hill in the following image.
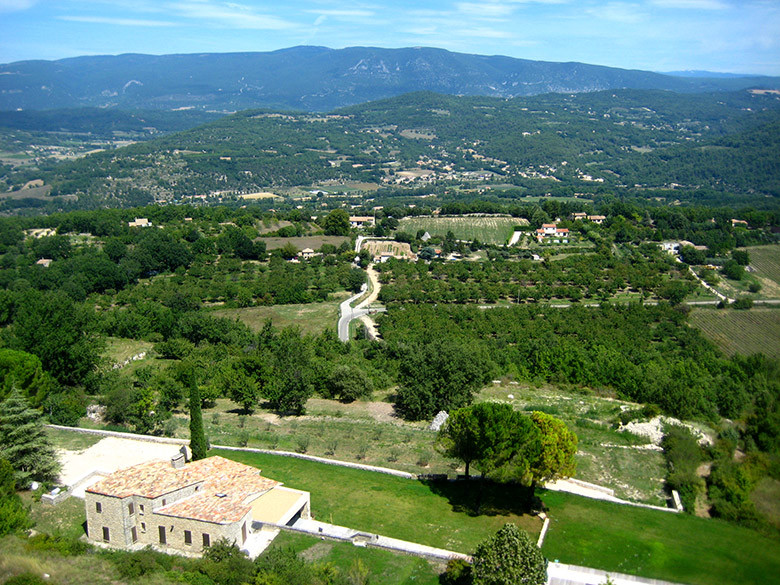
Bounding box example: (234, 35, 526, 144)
(6, 88, 778, 208)
(2, 46, 780, 112)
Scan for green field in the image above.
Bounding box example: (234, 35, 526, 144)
(209, 298, 344, 335)
(689, 308, 780, 358)
(217, 450, 780, 585)
(397, 216, 522, 245)
(216, 449, 542, 553)
(259, 235, 349, 251)
(266, 532, 441, 585)
(541, 490, 780, 585)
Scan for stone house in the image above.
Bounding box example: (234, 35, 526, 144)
(85, 455, 309, 555)
(349, 216, 375, 229)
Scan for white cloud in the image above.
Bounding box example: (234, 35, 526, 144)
(588, 2, 646, 23)
(456, 2, 516, 18)
(306, 9, 375, 18)
(166, 0, 295, 30)
(59, 15, 175, 26)
(0, 0, 36, 12)
(650, 0, 728, 9)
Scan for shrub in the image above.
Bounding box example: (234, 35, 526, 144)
(26, 533, 89, 556)
(441, 558, 472, 585)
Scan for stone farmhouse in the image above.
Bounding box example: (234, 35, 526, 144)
(85, 455, 310, 555)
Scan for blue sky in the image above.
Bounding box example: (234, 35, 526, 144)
(1, 0, 778, 74)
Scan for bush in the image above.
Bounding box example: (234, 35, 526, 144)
(26, 532, 90, 556)
(441, 558, 472, 585)
(661, 425, 705, 512)
(732, 297, 753, 310)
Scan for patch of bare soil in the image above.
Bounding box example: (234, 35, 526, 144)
(305, 398, 399, 423)
(694, 461, 713, 518)
(300, 542, 333, 562)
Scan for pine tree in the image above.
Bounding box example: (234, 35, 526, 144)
(188, 376, 207, 461)
(0, 389, 60, 488)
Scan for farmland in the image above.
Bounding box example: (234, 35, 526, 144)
(259, 235, 349, 251)
(746, 245, 780, 296)
(209, 298, 344, 335)
(397, 215, 524, 245)
(688, 307, 780, 359)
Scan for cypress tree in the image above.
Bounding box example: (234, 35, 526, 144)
(188, 376, 207, 461)
(0, 389, 60, 488)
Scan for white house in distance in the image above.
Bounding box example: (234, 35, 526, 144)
(536, 223, 569, 244)
(349, 216, 375, 229)
(85, 455, 310, 556)
(128, 218, 152, 228)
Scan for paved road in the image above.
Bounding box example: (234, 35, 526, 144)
(337, 284, 368, 341)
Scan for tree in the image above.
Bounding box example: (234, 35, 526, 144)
(529, 411, 577, 482)
(438, 402, 541, 483)
(187, 374, 208, 461)
(221, 362, 260, 413)
(472, 523, 547, 585)
(325, 365, 374, 402)
(11, 290, 103, 387)
(396, 340, 494, 421)
(0, 458, 30, 536)
(262, 328, 314, 414)
(0, 389, 59, 488)
(322, 209, 351, 236)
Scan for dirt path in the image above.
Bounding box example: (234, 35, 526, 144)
(355, 264, 382, 338)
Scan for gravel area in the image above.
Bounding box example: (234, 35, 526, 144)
(58, 436, 186, 489)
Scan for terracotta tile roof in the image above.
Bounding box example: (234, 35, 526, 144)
(87, 456, 280, 524)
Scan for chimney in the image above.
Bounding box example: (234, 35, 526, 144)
(171, 453, 185, 469)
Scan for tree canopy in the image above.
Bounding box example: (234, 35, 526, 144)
(0, 389, 59, 488)
(471, 523, 547, 585)
(396, 339, 494, 421)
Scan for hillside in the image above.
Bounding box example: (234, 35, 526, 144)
(4, 89, 778, 209)
(2, 46, 780, 112)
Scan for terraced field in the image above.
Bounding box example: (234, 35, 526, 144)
(689, 308, 780, 358)
(397, 215, 525, 245)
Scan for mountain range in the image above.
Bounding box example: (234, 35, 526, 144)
(2, 46, 779, 112)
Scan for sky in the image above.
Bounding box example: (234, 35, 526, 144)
(0, 0, 778, 75)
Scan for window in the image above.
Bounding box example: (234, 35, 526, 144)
(139, 504, 144, 515)
(184, 530, 192, 545)
(161, 499, 167, 506)
(202, 533, 210, 548)
(141, 522, 146, 533)
(128, 502, 134, 515)
(102, 527, 110, 542)
(241, 523, 247, 543)
(158, 526, 167, 545)
(95, 502, 102, 513)
(131, 527, 138, 543)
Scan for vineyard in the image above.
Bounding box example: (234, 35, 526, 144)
(747, 245, 780, 285)
(397, 215, 525, 245)
(689, 308, 780, 358)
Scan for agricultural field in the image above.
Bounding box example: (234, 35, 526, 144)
(210, 298, 344, 335)
(688, 308, 780, 359)
(259, 235, 349, 251)
(397, 215, 524, 245)
(746, 245, 780, 295)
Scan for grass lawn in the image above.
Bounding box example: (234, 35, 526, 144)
(46, 427, 103, 451)
(541, 490, 780, 585)
(688, 307, 780, 359)
(209, 298, 344, 335)
(265, 531, 442, 585)
(215, 449, 542, 553)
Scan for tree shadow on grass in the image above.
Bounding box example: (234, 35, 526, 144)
(422, 478, 541, 518)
